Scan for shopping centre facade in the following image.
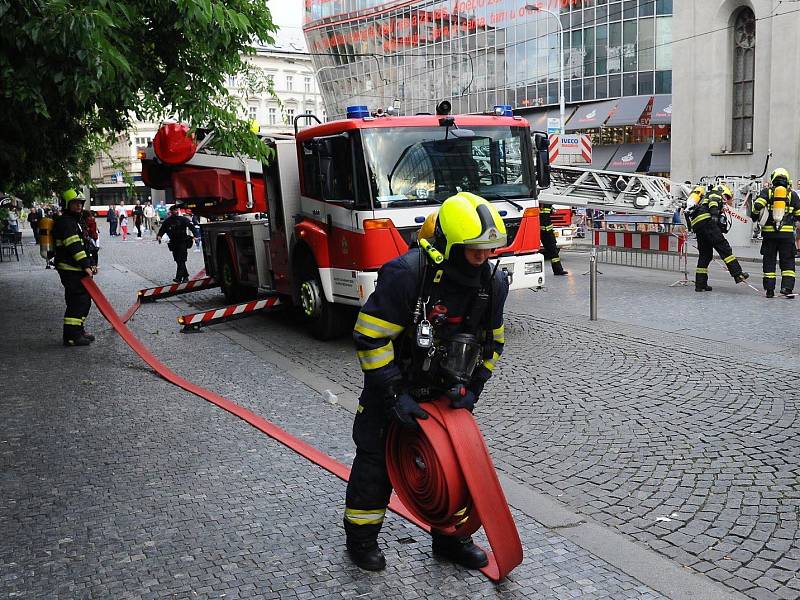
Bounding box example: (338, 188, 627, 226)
(303, 0, 673, 173)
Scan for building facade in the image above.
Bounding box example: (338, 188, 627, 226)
(671, 1, 800, 185)
(304, 0, 673, 120)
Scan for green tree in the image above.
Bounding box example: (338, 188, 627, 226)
(0, 0, 277, 194)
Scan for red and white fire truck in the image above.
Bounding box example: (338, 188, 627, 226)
(142, 105, 553, 338)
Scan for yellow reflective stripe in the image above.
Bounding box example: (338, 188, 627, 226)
(754, 199, 767, 208)
(63, 234, 81, 245)
(707, 201, 719, 208)
(64, 317, 83, 325)
(779, 226, 794, 232)
(344, 508, 386, 525)
(782, 270, 796, 277)
(762, 226, 776, 231)
(723, 255, 736, 264)
(54, 240, 63, 247)
(482, 351, 501, 372)
(357, 341, 394, 371)
(354, 312, 404, 339)
(492, 325, 505, 343)
(56, 262, 82, 271)
(695, 268, 708, 274)
(73, 250, 87, 261)
(764, 273, 776, 278)
(552, 257, 561, 263)
(690, 213, 711, 226)
(543, 225, 554, 231)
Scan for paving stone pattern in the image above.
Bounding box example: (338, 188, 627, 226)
(115, 237, 800, 600)
(1, 231, 667, 599)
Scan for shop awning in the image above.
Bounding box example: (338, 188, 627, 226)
(525, 107, 577, 134)
(605, 95, 652, 127)
(565, 100, 617, 131)
(584, 144, 619, 170)
(647, 142, 671, 174)
(606, 143, 650, 173)
(650, 95, 673, 125)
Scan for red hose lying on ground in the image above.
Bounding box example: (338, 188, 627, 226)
(83, 277, 521, 581)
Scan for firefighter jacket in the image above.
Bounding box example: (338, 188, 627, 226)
(539, 203, 553, 229)
(752, 187, 800, 239)
(353, 248, 509, 396)
(53, 212, 92, 272)
(688, 189, 726, 229)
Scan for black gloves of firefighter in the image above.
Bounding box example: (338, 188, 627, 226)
(389, 392, 429, 429)
(446, 380, 485, 412)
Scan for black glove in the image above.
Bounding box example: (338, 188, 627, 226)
(389, 392, 429, 429)
(446, 384, 478, 412)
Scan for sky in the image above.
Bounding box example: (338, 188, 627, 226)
(267, 0, 303, 31)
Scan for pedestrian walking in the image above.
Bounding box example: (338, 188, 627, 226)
(119, 208, 129, 240)
(344, 192, 509, 572)
(751, 168, 800, 298)
(156, 201, 168, 224)
(133, 200, 144, 239)
(157, 205, 196, 282)
(191, 213, 202, 252)
(27, 204, 42, 244)
(83, 210, 100, 266)
(143, 201, 156, 234)
(107, 204, 118, 236)
(538, 203, 567, 275)
(687, 183, 749, 292)
(53, 189, 96, 347)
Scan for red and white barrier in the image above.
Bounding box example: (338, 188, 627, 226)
(178, 296, 282, 330)
(137, 276, 217, 302)
(593, 230, 684, 253)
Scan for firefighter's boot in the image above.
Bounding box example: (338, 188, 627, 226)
(734, 272, 750, 284)
(431, 532, 488, 569)
(551, 258, 568, 276)
(81, 330, 96, 342)
(345, 537, 386, 571)
(695, 272, 712, 292)
(63, 334, 92, 347)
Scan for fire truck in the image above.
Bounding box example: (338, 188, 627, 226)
(142, 104, 551, 338)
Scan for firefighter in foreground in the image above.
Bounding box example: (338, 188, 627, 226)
(53, 189, 96, 346)
(687, 184, 749, 292)
(751, 168, 800, 297)
(539, 203, 568, 275)
(344, 192, 509, 571)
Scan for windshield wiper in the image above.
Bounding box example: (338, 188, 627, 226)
(484, 191, 525, 212)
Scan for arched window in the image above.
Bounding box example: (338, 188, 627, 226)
(732, 8, 755, 152)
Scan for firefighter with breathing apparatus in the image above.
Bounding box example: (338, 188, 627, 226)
(686, 183, 749, 292)
(344, 192, 509, 572)
(751, 168, 800, 297)
(53, 189, 97, 346)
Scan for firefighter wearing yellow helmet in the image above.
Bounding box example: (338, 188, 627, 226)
(751, 168, 800, 297)
(687, 183, 749, 292)
(53, 189, 96, 346)
(344, 192, 509, 572)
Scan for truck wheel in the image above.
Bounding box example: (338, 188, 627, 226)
(218, 248, 252, 304)
(298, 265, 351, 340)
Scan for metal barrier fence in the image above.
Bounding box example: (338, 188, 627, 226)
(590, 223, 690, 281)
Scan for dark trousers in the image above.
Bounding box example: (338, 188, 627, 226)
(109, 221, 117, 236)
(345, 390, 393, 544)
(540, 227, 565, 274)
(695, 222, 743, 288)
(171, 246, 189, 280)
(761, 237, 796, 292)
(58, 270, 91, 340)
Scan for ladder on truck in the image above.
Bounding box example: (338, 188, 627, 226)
(541, 166, 684, 216)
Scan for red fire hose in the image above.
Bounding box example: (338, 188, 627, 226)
(83, 278, 522, 580)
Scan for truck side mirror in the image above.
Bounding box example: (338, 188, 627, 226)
(534, 133, 551, 189)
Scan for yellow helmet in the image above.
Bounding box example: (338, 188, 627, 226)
(436, 192, 507, 259)
(418, 210, 438, 242)
(771, 168, 791, 187)
(62, 189, 79, 202)
(717, 184, 733, 199)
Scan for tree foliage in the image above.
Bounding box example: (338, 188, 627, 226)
(0, 0, 277, 194)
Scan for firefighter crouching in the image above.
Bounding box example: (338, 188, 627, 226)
(344, 192, 510, 572)
(687, 184, 749, 292)
(539, 203, 568, 276)
(751, 168, 800, 298)
(54, 189, 97, 346)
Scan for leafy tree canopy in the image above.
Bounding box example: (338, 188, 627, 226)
(0, 0, 277, 196)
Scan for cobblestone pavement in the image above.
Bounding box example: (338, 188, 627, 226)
(0, 231, 680, 598)
(90, 233, 800, 600)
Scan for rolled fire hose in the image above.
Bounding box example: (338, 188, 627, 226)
(82, 277, 521, 580)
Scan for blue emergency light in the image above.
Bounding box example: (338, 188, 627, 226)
(346, 105, 370, 119)
(493, 105, 513, 117)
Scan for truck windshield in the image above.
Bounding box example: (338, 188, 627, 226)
(361, 126, 534, 208)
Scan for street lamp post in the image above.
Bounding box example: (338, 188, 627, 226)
(525, 4, 566, 134)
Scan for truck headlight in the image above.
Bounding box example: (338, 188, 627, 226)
(525, 261, 543, 275)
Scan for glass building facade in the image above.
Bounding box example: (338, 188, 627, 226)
(303, 0, 673, 120)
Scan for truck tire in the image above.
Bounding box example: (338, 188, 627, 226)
(297, 260, 352, 340)
(218, 246, 252, 304)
